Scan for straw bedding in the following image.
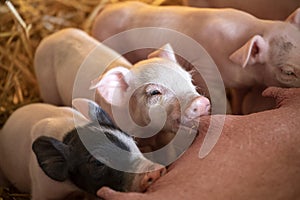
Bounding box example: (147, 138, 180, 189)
(0, 0, 103, 127)
(0, 0, 183, 126)
(0, 0, 182, 199)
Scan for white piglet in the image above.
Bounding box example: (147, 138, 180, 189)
(91, 44, 210, 152)
(34, 29, 211, 151)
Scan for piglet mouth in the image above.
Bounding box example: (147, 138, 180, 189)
(173, 118, 200, 132)
(181, 119, 201, 131)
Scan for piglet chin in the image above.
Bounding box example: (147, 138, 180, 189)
(168, 117, 200, 132)
(179, 117, 201, 131)
(175, 106, 210, 132)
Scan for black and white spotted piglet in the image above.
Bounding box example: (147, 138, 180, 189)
(0, 100, 166, 200)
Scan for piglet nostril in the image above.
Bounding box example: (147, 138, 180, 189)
(147, 177, 153, 184)
(160, 167, 167, 176)
(141, 166, 166, 191)
(205, 103, 211, 114)
(186, 96, 211, 118)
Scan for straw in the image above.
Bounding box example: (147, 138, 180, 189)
(0, 0, 183, 199)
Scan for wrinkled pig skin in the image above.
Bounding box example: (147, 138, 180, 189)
(97, 87, 300, 200)
(92, 2, 300, 114)
(183, 0, 300, 20)
(0, 101, 166, 200)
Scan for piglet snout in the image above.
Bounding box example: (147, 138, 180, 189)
(184, 96, 211, 120)
(140, 166, 167, 191)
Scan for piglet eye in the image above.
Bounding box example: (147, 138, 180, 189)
(285, 71, 295, 76)
(281, 68, 296, 76)
(149, 90, 161, 96)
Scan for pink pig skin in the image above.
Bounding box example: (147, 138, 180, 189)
(183, 0, 300, 20)
(97, 87, 300, 200)
(240, 87, 276, 114)
(92, 2, 300, 114)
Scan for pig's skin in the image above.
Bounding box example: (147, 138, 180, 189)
(34, 28, 131, 106)
(0, 104, 89, 199)
(183, 0, 300, 20)
(92, 2, 300, 113)
(97, 87, 300, 200)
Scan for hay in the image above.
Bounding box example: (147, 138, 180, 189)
(0, 0, 183, 127)
(0, 0, 183, 199)
(0, 0, 109, 127)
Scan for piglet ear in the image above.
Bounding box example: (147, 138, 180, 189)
(229, 35, 267, 68)
(89, 67, 130, 106)
(286, 8, 300, 28)
(93, 104, 116, 127)
(72, 98, 98, 121)
(72, 98, 116, 127)
(32, 136, 70, 182)
(148, 43, 177, 63)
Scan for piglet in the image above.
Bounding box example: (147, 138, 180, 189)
(34, 28, 211, 153)
(91, 44, 211, 154)
(0, 100, 166, 200)
(92, 2, 300, 114)
(92, 2, 300, 89)
(34, 28, 131, 106)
